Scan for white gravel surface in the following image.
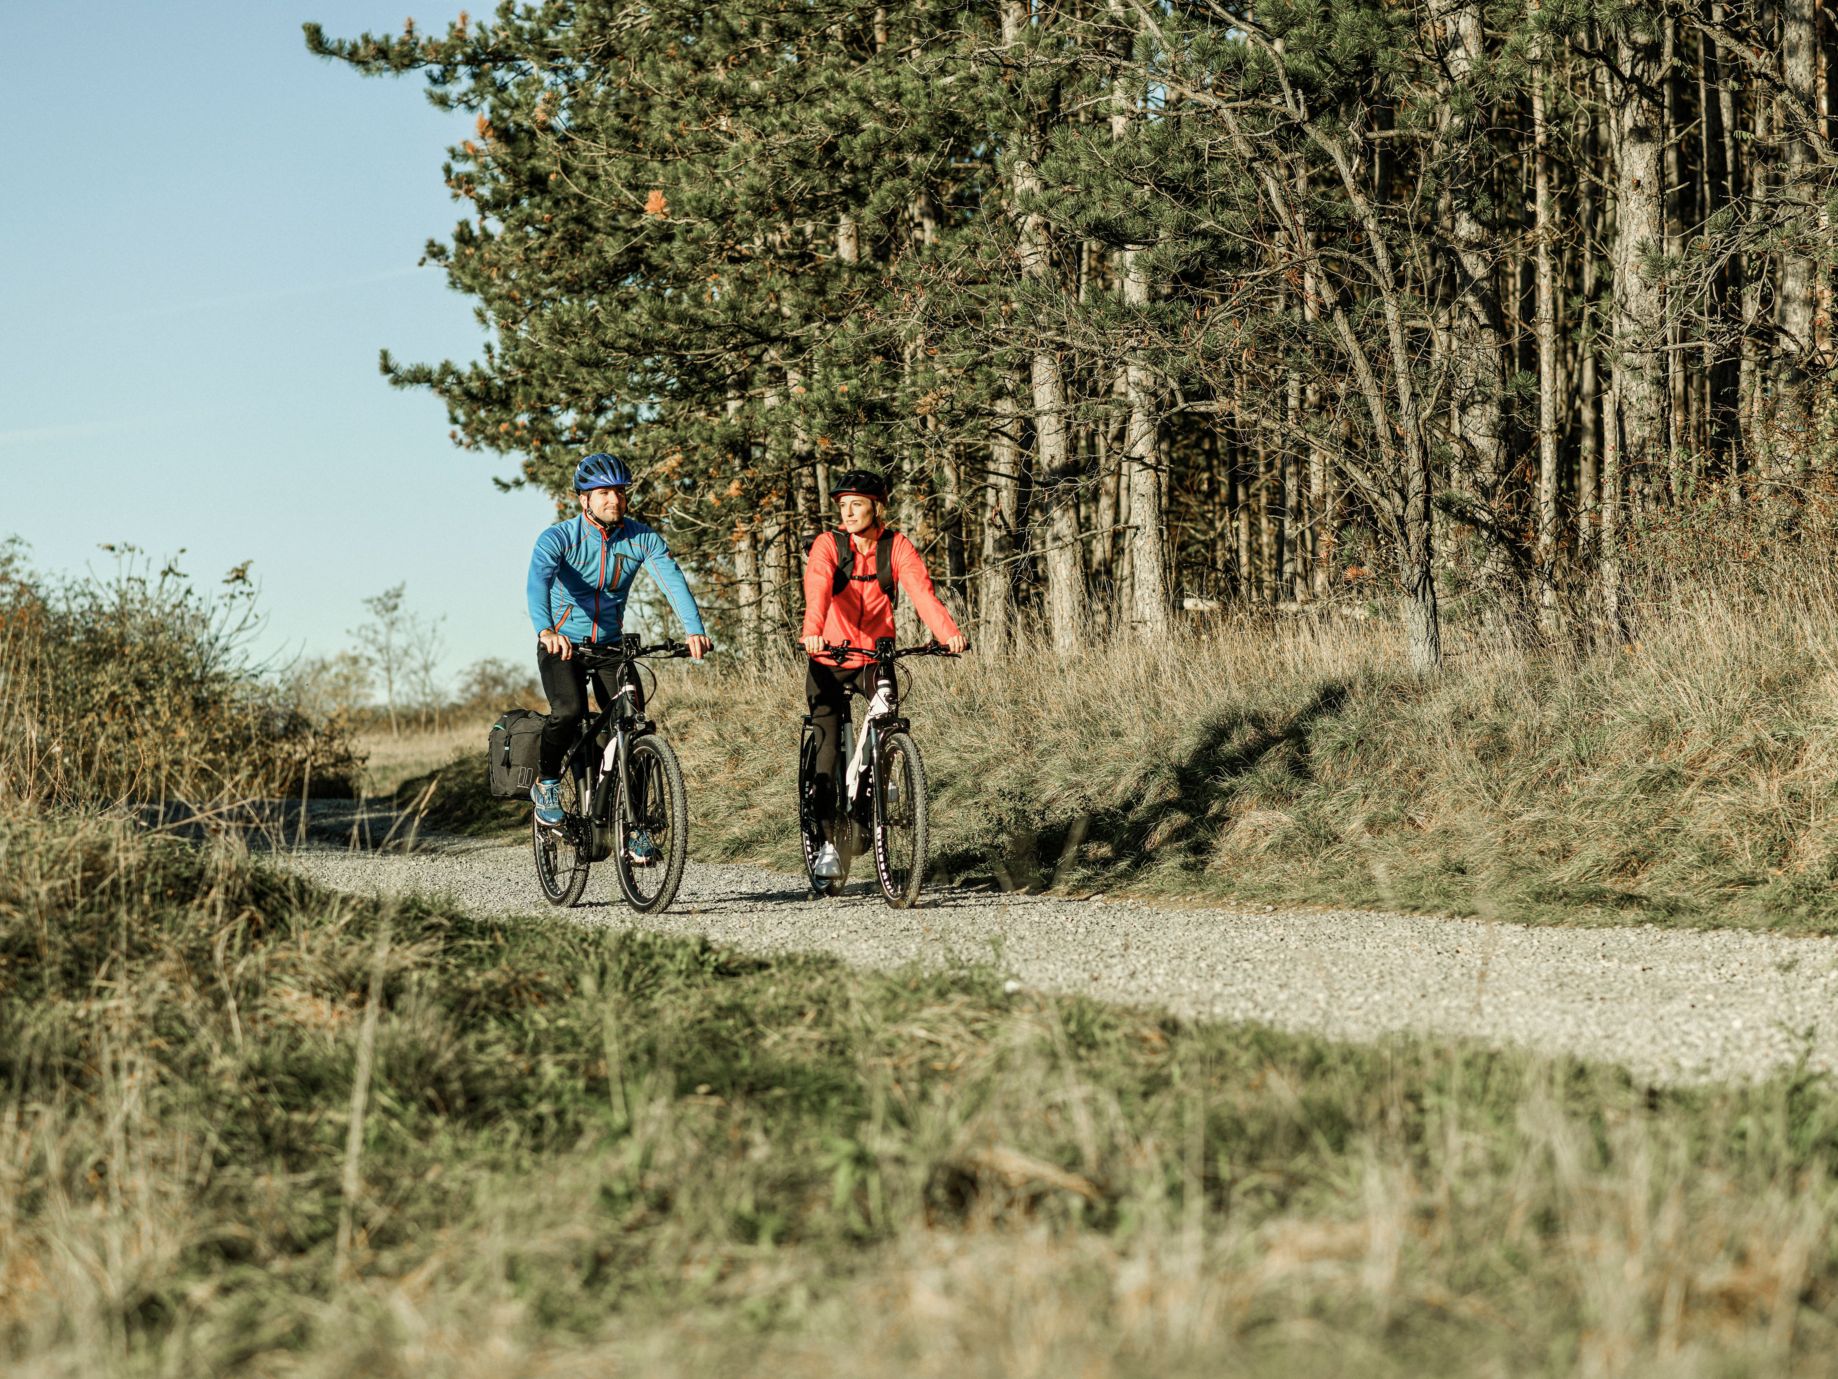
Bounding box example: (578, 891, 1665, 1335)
(280, 822, 1838, 1088)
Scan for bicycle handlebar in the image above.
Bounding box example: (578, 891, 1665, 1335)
(573, 638, 692, 666)
(817, 639, 970, 664)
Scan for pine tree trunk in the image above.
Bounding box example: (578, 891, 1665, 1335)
(1534, 27, 1562, 630)
(1577, 93, 1602, 559)
(1106, 11, 1169, 639)
(1609, 7, 1666, 605)
(1603, 383, 1624, 633)
(1663, 16, 1690, 498)
(1122, 246, 1168, 635)
(1006, 0, 1086, 653)
(1436, 0, 1517, 614)
(1302, 175, 1332, 601)
(1699, 21, 1733, 470)
(979, 386, 1026, 652)
(1777, 0, 1819, 456)
(735, 526, 761, 659)
(761, 507, 793, 640)
(1742, 81, 1771, 481)
(942, 450, 968, 610)
(1094, 377, 1120, 600)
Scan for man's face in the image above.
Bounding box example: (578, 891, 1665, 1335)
(837, 495, 879, 534)
(580, 486, 629, 527)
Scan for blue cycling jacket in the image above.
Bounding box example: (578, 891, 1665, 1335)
(526, 514, 707, 645)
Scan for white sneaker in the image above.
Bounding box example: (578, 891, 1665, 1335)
(811, 841, 843, 880)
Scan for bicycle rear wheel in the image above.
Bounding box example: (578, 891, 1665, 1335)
(613, 734, 688, 913)
(798, 720, 846, 897)
(533, 768, 590, 907)
(872, 730, 927, 908)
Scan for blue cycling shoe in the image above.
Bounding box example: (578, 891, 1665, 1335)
(531, 778, 564, 827)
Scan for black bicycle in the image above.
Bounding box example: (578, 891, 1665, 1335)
(798, 636, 963, 908)
(533, 635, 691, 913)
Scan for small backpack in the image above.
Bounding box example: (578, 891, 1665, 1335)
(829, 529, 899, 609)
(487, 709, 547, 798)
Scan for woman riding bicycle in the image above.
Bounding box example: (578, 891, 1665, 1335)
(799, 468, 967, 880)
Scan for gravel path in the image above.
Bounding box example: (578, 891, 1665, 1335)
(280, 814, 1838, 1088)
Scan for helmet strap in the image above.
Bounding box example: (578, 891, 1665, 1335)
(581, 491, 625, 533)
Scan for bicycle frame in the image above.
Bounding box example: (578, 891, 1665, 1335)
(812, 639, 905, 830)
(555, 635, 677, 860)
(803, 636, 960, 900)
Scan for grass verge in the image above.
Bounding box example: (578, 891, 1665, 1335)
(4, 810, 1837, 1376)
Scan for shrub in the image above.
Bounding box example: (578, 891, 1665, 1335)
(0, 540, 360, 808)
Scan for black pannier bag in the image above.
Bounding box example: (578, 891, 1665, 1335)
(488, 709, 547, 798)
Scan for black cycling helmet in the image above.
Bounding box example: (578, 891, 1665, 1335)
(573, 452, 633, 491)
(829, 468, 888, 503)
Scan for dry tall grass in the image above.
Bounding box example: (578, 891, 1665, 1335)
(640, 549, 1838, 931)
(355, 723, 487, 795)
(0, 543, 358, 809)
(4, 809, 1836, 1376)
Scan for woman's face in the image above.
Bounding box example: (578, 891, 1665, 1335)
(837, 495, 880, 533)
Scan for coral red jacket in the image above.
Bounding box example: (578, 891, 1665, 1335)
(801, 528, 962, 669)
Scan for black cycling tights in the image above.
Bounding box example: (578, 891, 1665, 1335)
(536, 642, 643, 778)
(805, 660, 874, 846)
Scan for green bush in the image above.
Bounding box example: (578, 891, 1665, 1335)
(0, 540, 359, 807)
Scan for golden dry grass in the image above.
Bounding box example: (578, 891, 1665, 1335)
(9, 812, 1834, 1376)
(633, 555, 1838, 932)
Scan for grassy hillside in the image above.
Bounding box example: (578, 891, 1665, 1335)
(4, 809, 1837, 1377)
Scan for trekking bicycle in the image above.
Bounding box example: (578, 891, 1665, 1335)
(798, 636, 964, 908)
(532, 634, 690, 914)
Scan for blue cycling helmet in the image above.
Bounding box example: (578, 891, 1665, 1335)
(573, 452, 633, 491)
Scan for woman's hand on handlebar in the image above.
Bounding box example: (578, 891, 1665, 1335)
(943, 633, 968, 655)
(539, 629, 573, 660)
(802, 634, 826, 656)
(686, 634, 712, 661)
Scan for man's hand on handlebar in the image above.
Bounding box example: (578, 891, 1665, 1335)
(686, 634, 712, 661)
(539, 629, 573, 660)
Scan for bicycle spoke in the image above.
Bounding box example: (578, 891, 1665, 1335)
(532, 767, 590, 906)
(873, 731, 927, 908)
(613, 735, 687, 913)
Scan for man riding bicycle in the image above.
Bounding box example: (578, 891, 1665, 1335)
(800, 468, 967, 880)
(527, 452, 711, 826)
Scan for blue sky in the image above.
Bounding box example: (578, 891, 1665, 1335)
(1, 2, 563, 684)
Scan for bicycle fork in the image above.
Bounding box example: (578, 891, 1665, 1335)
(598, 723, 659, 865)
(843, 684, 896, 806)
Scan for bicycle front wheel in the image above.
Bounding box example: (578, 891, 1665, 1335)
(872, 730, 927, 908)
(613, 733, 689, 913)
(533, 768, 590, 907)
